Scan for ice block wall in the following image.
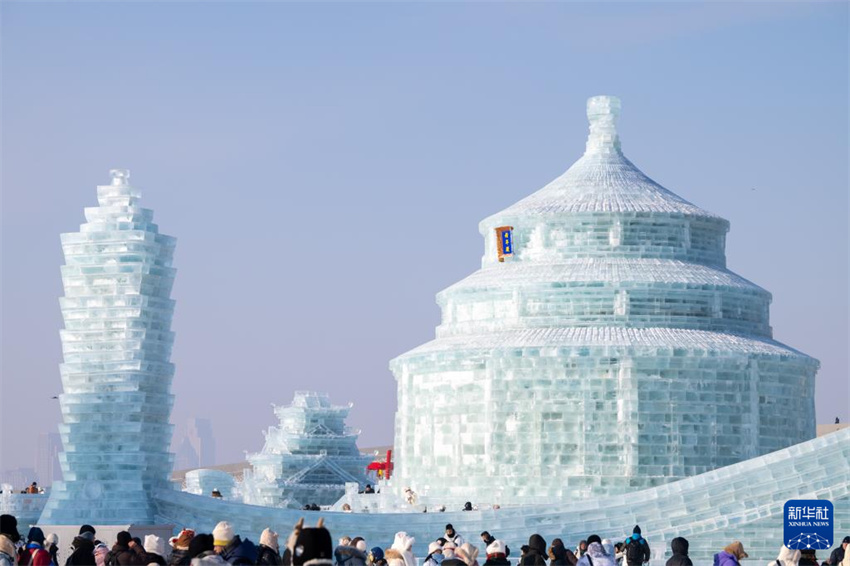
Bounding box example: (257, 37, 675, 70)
(389, 96, 819, 506)
(40, 170, 177, 524)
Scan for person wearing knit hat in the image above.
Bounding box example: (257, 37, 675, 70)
(424, 542, 444, 566)
(257, 528, 282, 565)
(44, 533, 59, 566)
(144, 534, 168, 565)
(483, 540, 510, 566)
(212, 521, 258, 565)
(170, 529, 195, 565)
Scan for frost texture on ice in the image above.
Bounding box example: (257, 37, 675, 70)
(40, 170, 177, 525)
(389, 96, 819, 506)
(241, 392, 373, 508)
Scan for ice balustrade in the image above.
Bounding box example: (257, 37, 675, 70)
(153, 428, 850, 565)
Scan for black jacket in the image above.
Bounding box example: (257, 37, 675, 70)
(257, 545, 283, 565)
(105, 543, 148, 566)
(65, 537, 95, 566)
(168, 549, 191, 566)
(520, 536, 547, 566)
(484, 557, 511, 566)
(828, 547, 845, 566)
(665, 538, 692, 566)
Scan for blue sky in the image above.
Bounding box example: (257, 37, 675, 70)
(1, 2, 847, 471)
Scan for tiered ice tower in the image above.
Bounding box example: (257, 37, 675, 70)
(243, 392, 373, 508)
(40, 170, 177, 524)
(390, 96, 819, 506)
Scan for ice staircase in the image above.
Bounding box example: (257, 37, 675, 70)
(154, 427, 850, 565)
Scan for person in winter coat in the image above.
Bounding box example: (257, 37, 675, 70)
(768, 545, 800, 566)
(575, 542, 588, 560)
(169, 530, 195, 566)
(829, 538, 850, 566)
(189, 534, 226, 566)
(44, 534, 59, 566)
(0, 516, 19, 566)
(458, 544, 479, 566)
(519, 535, 547, 566)
(390, 533, 416, 566)
(20, 527, 51, 566)
(714, 542, 749, 566)
(334, 538, 366, 566)
(623, 527, 651, 566)
(445, 527, 464, 548)
(367, 549, 387, 566)
(95, 544, 111, 566)
(106, 531, 149, 565)
(481, 534, 510, 559)
(66, 532, 96, 566)
(576, 537, 603, 566)
(483, 540, 510, 566)
(423, 542, 444, 566)
(549, 540, 570, 566)
(664, 538, 692, 566)
(212, 522, 258, 566)
(145, 535, 168, 565)
(580, 543, 617, 566)
(797, 550, 817, 566)
(257, 529, 282, 565)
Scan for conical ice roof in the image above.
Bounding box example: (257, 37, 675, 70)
(483, 96, 723, 226)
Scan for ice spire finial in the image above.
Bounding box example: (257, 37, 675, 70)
(585, 95, 622, 156)
(110, 169, 130, 186)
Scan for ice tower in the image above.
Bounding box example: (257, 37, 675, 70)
(390, 96, 819, 506)
(242, 392, 373, 508)
(40, 170, 177, 524)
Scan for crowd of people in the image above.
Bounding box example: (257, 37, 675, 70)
(1, 513, 849, 566)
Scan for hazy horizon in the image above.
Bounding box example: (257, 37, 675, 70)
(1, 2, 847, 473)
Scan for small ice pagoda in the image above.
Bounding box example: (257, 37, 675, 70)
(242, 392, 373, 508)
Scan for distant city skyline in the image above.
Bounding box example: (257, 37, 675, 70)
(1, 2, 847, 470)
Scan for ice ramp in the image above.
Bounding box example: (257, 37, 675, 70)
(154, 427, 850, 565)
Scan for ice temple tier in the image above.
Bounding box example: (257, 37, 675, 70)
(389, 95, 819, 507)
(243, 392, 372, 508)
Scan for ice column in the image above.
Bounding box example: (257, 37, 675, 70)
(40, 170, 177, 525)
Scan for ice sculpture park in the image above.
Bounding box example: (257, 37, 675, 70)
(22, 97, 848, 564)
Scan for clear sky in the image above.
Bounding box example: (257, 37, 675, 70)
(1, 2, 847, 472)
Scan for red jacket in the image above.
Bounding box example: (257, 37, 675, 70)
(19, 546, 51, 566)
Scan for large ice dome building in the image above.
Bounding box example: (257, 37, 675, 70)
(389, 96, 819, 506)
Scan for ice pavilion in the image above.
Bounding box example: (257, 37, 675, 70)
(390, 95, 819, 506)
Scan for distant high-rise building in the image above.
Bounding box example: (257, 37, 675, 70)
(0, 467, 37, 491)
(36, 432, 62, 486)
(173, 418, 216, 471)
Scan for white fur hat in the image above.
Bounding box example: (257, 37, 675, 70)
(356, 540, 368, 552)
(260, 528, 279, 553)
(428, 542, 443, 555)
(144, 534, 166, 557)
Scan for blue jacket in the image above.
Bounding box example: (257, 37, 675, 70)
(220, 536, 259, 565)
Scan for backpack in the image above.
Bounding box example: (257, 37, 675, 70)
(625, 537, 646, 565)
